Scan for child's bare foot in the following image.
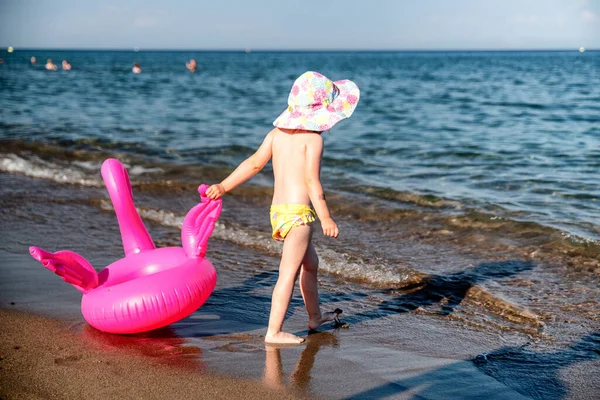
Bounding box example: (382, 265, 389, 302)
(308, 309, 342, 330)
(265, 331, 306, 345)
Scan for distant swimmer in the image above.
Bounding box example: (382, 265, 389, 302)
(0, 58, 4, 65)
(132, 62, 142, 74)
(31, 56, 37, 64)
(186, 58, 197, 72)
(45, 59, 58, 71)
(62, 60, 72, 70)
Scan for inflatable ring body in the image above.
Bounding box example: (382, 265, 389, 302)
(30, 158, 222, 334)
(83, 248, 216, 334)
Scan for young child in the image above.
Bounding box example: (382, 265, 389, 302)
(206, 71, 360, 344)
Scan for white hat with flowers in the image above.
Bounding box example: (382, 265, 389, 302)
(273, 71, 360, 131)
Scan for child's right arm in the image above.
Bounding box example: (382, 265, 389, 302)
(305, 135, 339, 238)
(206, 132, 273, 199)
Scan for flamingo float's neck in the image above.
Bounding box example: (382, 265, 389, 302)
(101, 158, 155, 256)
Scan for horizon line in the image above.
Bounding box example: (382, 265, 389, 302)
(2, 47, 597, 53)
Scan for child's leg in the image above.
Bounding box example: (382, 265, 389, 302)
(299, 241, 339, 330)
(299, 241, 320, 321)
(265, 224, 311, 344)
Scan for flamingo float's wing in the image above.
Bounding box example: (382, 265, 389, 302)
(29, 246, 99, 293)
(181, 184, 222, 258)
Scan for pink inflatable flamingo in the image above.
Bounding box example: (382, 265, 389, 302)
(29, 158, 222, 334)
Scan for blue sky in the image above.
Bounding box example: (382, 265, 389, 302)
(1, 0, 598, 50)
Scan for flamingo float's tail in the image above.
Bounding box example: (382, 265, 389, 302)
(101, 158, 155, 256)
(181, 184, 222, 258)
(29, 247, 99, 293)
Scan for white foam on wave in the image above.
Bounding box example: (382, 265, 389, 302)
(0, 154, 101, 186)
(127, 165, 164, 175)
(71, 160, 163, 175)
(317, 248, 416, 286)
(71, 160, 104, 171)
(1, 154, 164, 186)
(98, 200, 412, 286)
(100, 200, 282, 253)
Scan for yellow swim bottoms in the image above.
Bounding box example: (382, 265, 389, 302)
(270, 204, 316, 242)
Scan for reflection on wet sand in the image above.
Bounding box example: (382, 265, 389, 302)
(80, 324, 205, 371)
(264, 331, 338, 394)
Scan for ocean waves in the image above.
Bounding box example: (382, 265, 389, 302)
(3, 140, 600, 276)
(2, 50, 600, 271)
(2, 51, 599, 247)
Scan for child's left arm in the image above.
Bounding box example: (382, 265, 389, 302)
(206, 131, 273, 199)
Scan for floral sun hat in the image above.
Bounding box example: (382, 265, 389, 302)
(273, 71, 360, 132)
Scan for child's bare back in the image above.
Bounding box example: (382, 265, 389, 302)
(271, 128, 321, 206)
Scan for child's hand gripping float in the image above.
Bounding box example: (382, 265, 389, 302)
(29, 158, 222, 334)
